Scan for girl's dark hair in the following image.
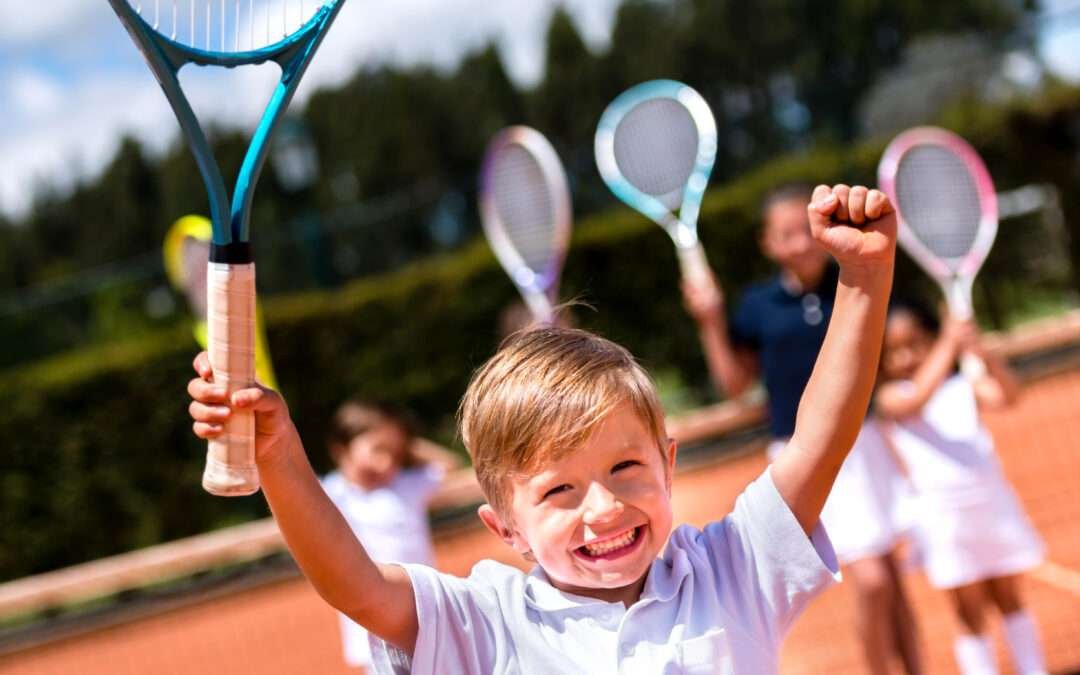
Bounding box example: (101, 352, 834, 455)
(327, 400, 418, 464)
(888, 296, 940, 335)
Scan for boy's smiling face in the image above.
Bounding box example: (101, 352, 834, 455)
(479, 401, 676, 605)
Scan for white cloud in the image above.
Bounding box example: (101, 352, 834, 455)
(0, 0, 101, 46)
(0, 0, 620, 218)
(9, 69, 66, 118)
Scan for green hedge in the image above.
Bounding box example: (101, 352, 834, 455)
(4, 89, 1079, 582)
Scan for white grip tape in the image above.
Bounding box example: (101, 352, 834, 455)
(677, 241, 711, 287)
(960, 352, 988, 382)
(203, 262, 260, 496)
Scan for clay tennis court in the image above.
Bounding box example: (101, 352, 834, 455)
(3, 361, 1079, 674)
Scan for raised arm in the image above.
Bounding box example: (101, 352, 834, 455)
(875, 315, 962, 419)
(410, 437, 464, 473)
(681, 272, 759, 398)
(771, 185, 896, 535)
(187, 354, 420, 653)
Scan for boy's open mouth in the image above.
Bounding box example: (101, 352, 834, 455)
(574, 526, 644, 561)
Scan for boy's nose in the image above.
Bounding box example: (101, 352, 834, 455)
(582, 482, 623, 524)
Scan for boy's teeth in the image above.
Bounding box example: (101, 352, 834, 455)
(584, 528, 637, 556)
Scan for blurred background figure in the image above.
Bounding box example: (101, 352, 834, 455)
(876, 302, 1047, 675)
(321, 400, 461, 671)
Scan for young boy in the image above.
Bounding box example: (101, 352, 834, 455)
(188, 184, 895, 673)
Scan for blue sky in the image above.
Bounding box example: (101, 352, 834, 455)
(0, 0, 1077, 219)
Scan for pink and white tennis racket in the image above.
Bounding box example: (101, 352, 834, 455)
(878, 126, 998, 377)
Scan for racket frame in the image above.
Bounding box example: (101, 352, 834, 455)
(109, 0, 344, 495)
(878, 126, 999, 321)
(479, 126, 572, 325)
(879, 126, 999, 379)
(108, 0, 343, 248)
(594, 79, 717, 284)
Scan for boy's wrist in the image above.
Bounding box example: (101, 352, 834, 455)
(836, 259, 894, 293)
(256, 426, 304, 473)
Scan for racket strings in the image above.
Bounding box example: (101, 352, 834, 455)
(612, 98, 699, 211)
(896, 145, 982, 260)
(489, 146, 559, 276)
(129, 0, 322, 52)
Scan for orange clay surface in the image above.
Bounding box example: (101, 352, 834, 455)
(4, 369, 1079, 675)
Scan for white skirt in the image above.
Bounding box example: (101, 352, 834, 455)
(769, 421, 912, 565)
(911, 479, 1045, 589)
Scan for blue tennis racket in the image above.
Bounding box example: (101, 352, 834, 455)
(595, 79, 718, 285)
(108, 0, 344, 496)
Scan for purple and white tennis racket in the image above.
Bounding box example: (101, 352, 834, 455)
(879, 126, 998, 377)
(479, 126, 572, 325)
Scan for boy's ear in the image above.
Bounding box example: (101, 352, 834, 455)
(665, 439, 678, 492)
(479, 503, 511, 544)
(478, 504, 527, 553)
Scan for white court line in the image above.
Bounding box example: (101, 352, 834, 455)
(1031, 560, 1080, 597)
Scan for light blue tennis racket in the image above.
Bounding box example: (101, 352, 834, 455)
(108, 0, 344, 496)
(595, 79, 718, 285)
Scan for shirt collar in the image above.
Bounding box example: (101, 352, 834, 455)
(522, 548, 692, 613)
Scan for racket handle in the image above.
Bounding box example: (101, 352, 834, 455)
(522, 291, 555, 327)
(677, 241, 712, 287)
(203, 262, 260, 496)
(960, 351, 987, 382)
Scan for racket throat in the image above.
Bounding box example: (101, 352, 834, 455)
(945, 276, 975, 321)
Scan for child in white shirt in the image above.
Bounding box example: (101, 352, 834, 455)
(876, 302, 1047, 675)
(321, 401, 458, 670)
(186, 184, 897, 674)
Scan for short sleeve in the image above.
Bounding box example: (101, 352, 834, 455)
(397, 464, 445, 505)
(729, 294, 760, 351)
(697, 468, 840, 650)
(367, 563, 503, 675)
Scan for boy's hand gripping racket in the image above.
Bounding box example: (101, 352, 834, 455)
(878, 126, 999, 379)
(109, 0, 344, 495)
(594, 79, 718, 286)
(479, 126, 572, 325)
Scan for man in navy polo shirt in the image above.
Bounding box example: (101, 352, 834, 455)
(683, 183, 924, 675)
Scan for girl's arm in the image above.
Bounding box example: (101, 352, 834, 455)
(410, 437, 464, 473)
(875, 317, 962, 419)
(188, 354, 420, 654)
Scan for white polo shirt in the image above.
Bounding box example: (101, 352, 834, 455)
(370, 467, 839, 674)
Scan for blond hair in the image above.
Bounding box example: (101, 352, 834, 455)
(459, 327, 667, 515)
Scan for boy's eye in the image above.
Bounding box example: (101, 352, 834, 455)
(543, 484, 571, 499)
(612, 460, 641, 473)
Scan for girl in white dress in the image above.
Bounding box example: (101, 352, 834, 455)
(876, 302, 1047, 675)
(321, 401, 460, 671)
